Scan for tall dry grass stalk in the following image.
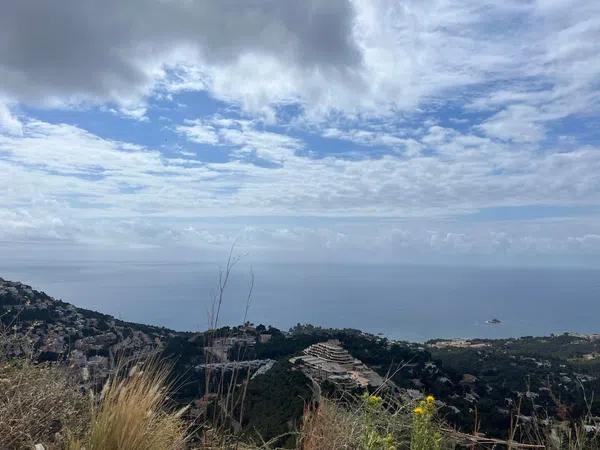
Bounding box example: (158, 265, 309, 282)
(203, 245, 256, 435)
(69, 359, 190, 450)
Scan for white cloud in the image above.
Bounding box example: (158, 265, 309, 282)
(1, 119, 600, 253)
(177, 117, 303, 162)
(176, 120, 219, 145)
(0, 100, 22, 135)
(479, 105, 546, 143)
(322, 127, 417, 153)
(0, 0, 598, 127)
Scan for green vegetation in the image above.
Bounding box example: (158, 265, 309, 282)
(429, 335, 600, 438)
(240, 361, 312, 447)
(360, 394, 396, 450)
(411, 396, 442, 450)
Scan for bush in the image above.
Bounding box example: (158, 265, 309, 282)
(0, 360, 88, 449)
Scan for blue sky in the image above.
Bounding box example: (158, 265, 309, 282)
(1, 0, 600, 266)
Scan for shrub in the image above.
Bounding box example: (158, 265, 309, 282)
(0, 360, 88, 449)
(300, 393, 416, 450)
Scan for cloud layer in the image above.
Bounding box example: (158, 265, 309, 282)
(1, 0, 358, 118)
(1, 0, 600, 264)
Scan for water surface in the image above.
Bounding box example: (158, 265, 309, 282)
(1, 261, 599, 342)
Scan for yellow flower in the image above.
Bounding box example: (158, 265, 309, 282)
(426, 395, 435, 403)
(414, 406, 425, 415)
(367, 394, 382, 406)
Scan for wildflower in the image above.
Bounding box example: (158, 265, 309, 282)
(367, 394, 382, 406)
(414, 406, 424, 415)
(426, 394, 435, 404)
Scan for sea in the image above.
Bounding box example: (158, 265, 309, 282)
(1, 260, 599, 342)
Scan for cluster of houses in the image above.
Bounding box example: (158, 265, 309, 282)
(0, 278, 170, 386)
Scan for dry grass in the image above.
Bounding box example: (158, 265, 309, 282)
(69, 359, 190, 450)
(2, 352, 597, 450)
(299, 398, 362, 450)
(298, 394, 418, 450)
(0, 333, 191, 450)
(0, 359, 88, 450)
(539, 421, 600, 450)
(297, 395, 554, 450)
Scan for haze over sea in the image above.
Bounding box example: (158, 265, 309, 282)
(2, 260, 599, 342)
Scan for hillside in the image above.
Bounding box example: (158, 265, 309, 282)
(0, 277, 175, 365)
(2, 277, 600, 446)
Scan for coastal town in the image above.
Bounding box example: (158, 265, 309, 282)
(0, 277, 172, 386)
(3, 276, 600, 444)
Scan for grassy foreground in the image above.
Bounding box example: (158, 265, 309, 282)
(1, 355, 598, 449)
(0, 355, 451, 450)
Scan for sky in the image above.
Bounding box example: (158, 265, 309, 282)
(1, 0, 600, 267)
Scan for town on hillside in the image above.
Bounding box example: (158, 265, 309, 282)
(2, 277, 600, 445)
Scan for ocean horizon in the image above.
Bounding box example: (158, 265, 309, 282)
(2, 260, 599, 342)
